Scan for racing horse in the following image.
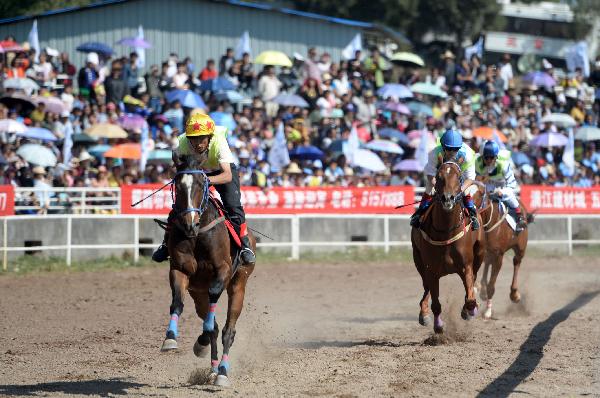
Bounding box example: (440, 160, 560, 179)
(477, 193, 535, 319)
(160, 153, 256, 387)
(411, 161, 485, 333)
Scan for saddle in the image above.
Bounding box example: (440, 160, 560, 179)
(208, 188, 242, 248)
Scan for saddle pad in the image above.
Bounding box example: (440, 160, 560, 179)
(209, 191, 242, 248)
(498, 201, 517, 231)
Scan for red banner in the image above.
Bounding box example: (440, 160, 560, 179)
(520, 185, 600, 214)
(120, 185, 414, 215)
(0, 185, 14, 216)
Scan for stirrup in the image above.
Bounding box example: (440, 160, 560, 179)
(410, 213, 421, 228)
(152, 244, 169, 263)
(240, 247, 255, 264)
(470, 216, 480, 231)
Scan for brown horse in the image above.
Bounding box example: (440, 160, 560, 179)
(477, 194, 534, 319)
(411, 162, 485, 333)
(160, 154, 256, 387)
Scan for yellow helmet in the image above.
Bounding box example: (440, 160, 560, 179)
(185, 113, 215, 137)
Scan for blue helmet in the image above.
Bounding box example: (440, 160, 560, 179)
(483, 140, 500, 158)
(440, 129, 462, 150)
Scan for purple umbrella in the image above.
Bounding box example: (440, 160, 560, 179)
(522, 71, 556, 91)
(393, 158, 423, 172)
(118, 114, 147, 130)
(384, 102, 411, 115)
(117, 37, 151, 49)
(530, 132, 568, 147)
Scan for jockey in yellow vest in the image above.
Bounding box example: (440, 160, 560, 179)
(152, 111, 256, 264)
(476, 140, 527, 232)
(410, 128, 480, 230)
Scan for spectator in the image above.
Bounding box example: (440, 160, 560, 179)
(104, 61, 127, 104)
(219, 47, 235, 76)
(123, 52, 140, 95)
(258, 66, 282, 117)
(199, 59, 217, 81)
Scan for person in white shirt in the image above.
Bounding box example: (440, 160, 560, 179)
(499, 53, 513, 92)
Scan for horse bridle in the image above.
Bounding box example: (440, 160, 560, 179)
(171, 169, 210, 222)
(433, 161, 465, 207)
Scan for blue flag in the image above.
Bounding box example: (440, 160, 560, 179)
(267, 122, 290, 173)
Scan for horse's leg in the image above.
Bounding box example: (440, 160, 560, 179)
(207, 260, 232, 387)
(510, 238, 527, 303)
(413, 246, 431, 326)
(460, 262, 479, 320)
(430, 276, 444, 334)
(190, 286, 213, 357)
(479, 253, 491, 301)
(161, 269, 189, 351)
(218, 265, 253, 387)
(483, 254, 503, 319)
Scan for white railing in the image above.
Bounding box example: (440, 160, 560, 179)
(15, 187, 121, 214)
(2, 213, 599, 270)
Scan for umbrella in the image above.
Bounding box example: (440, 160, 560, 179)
(118, 114, 147, 130)
(254, 50, 293, 67)
(530, 132, 568, 147)
(4, 78, 39, 91)
(511, 152, 532, 167)
(214, 90, 247, 103)
(0, 40, 23, 52)
(199, 77, 236, 92)
(522, 71, 556, 91)
(147, 149, 173, 163)
(406, 101, 433, 116)
(86, 123, 128, 139)
(409, 136, 437, 150)
(76, 42, 113, 56)
(407, 130, 436, 144)
(410, 82, 447, 98)
(209, 111, 237, 132)
(117, 37, 151, 49)
(352, 149, 386, 172)
(72, 133, 98, 145)
(0, 94, 36, 114)
(541, 113, 577, 128)
(17, 144, 57, 166)
(393, 159, 424, 172)
(0, 119, 26, 133)
(88, 144, 111, 157)
(575, 126, 600, 141)
(378, 128, 410, 145)
(273, 93, 309, 108)
(472, 126, 508, 142)
(16, 127, 57, 142)
(365, 139, 404, 155)
(390, 52, 425, 67)
(383, 102, 411, 115)
(32, 96, 67, 114)
(289, 145, 324, 161)
(327, 139, 346, 153)
(377, 84, 413, 99)
(104, 143, 142, 159)
(165, 89, 206, 109)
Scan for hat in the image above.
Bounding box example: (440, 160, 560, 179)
(185, 113, 215, 137)
(123, 95, 145, 108)
(22, 42, 31, 51)
(86, 52, 99, 66)
(45, 47, 59, 57)
(60, 110, 70, 118)
(441, 50, 455, 59)
(286, 162, 302, 174)
(364, 90, 374, 98)
(79, 150, 92, 162)
(322, 73, 332, 81)
(32, 166, 46, 175)
(312, 159, 323, 169)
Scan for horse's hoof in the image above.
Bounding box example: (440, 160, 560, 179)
(483, 307, 493, 320)
(207, 372, 218, 384)
(461, 308, 477, 321)
(419, 313, 432, 326)
(214, 374, 231, 387)
(192, 339, 209, 358)
(433, 317, 444, 334)
(161, 338, 178, 351)
(469, 306, 479, 317)
(433, 325, 444, 334)
(510, 290, 521, 303)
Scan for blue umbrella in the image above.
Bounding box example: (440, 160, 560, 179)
(165, 90, 206, 109)
(522, 71, 556, 91)
(377, 84, 413, 99)
(214, 90, 246, 103)
(406, 101, 433, 117)
(289, 145, 324, 160)
(17, 127, 57, 142)
(88, 144, 111, 158)
(16, 144, 57, 167)
(200, 77, 236, 92)
(209, 111, 237, 132)
(328, 139, 346, 153)
(147, 149, 172, 163)
(378, 128, 410, 145)
(117, 37, 151, 49)
(76, 42, 113, 56)
(273, 93, 310, 108)
(511, 152, 532, 166)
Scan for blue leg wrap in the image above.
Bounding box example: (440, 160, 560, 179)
(219, 354, 231, 373)
(167, 313, 178, 337)
(203, 303, 217, 332)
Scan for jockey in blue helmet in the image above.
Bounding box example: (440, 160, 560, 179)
(476, 140, 527, 231)
(410, 128, 480, 230)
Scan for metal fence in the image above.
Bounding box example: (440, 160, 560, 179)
(2, 213, 599, 270)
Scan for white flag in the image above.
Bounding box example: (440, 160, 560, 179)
(565, 41, 589, 77)
(235, 31, 251, 60)
(416, 129, 429, 169)
(342, 33, 362, 60)
(464, 36, 483, 61)
(563, 128, 575, 177)
(140, 120, 150, 172)
(344, 123, 360, 166)
(267, 122, 290, 173)
(62, 119, 73, 166)
(28, 19, 40, 63)
(136, 25, 146, 68)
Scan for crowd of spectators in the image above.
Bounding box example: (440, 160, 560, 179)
(2, 33, 600, 213)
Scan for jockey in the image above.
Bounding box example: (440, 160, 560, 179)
(410, 128, 480, 230)
(152, 111, 256, 264)
(476, 140, 527, 232)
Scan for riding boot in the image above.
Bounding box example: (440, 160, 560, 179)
(464, 195, 479, 231)
(511, 206, 527, 232)
(238, 222, 256, 264)
(152, 229, 170, 262)
(410, 193, 433, 228)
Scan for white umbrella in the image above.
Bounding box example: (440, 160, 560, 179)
(4, 78, 39, 91)
(541, 113, 577, 128)
(0, 119, 26, 133)
(16, 143, 57, 166)
(352, 149, 386, 172)
(575, 127, 600, 141)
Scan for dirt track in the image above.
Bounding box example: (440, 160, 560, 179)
(1, 254, 600, 397)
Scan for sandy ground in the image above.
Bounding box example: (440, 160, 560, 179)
(1, 254, 600, 397)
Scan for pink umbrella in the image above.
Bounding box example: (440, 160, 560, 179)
(384, 102, 411, 115)
(393, 158, 423, 172)
(118, 114, 147, 130)
(407, 129, 435, 141)
(33, 96, 67, 114)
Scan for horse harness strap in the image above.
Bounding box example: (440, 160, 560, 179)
(484, 204, 507, 233)
(197, 215, 226, 233)
(419, 222, 472, 246)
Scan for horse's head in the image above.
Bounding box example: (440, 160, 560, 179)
(434, 161, 463, 212)
(172, 153, 209, 237)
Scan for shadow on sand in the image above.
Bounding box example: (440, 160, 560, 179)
(0, 378, 146, 397)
